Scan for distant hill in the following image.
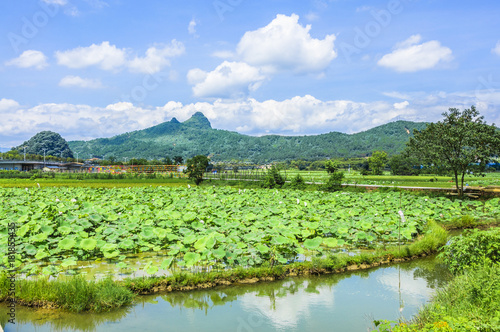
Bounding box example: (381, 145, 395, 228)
(68, 112, 427, 163)
(17, 131, 74, 158)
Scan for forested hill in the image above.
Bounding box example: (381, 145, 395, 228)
(68, 112, 427, 162)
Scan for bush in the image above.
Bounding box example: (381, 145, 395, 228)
(321, 171, 344, 192)
(438, 228, 500, 275)
(288, 173, 306, 189)
(261, 166, 285, 189)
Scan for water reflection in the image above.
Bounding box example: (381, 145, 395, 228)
(1, 257, 452, 332)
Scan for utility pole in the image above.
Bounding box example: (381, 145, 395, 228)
(23, 146, 26, 161)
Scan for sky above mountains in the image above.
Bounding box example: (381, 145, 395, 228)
(1, 0, 499, 148)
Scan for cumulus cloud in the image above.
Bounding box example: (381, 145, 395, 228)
(394, 101, 409, 109)
(5, 50, 48, 69)
(0, 98, 20, 111)
(55, 41, 127, 70)
(59, 75, 104, 89)
(189, 14, 336, 98)
(236, 14, 337, 73)
(493, 41, 500, 56)
(128, 40, 185, 74)
(4, 85, 499, 149)
(55, 40, 184, 73)
(187, 61, 265, 98)
(378, 35, 453, 72)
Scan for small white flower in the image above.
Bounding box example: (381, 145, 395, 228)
(55, 198, 60, 202)
(152, 198, 155, 201)
(71, 198, 77, 202)
(425, 199, 428, 201)
(279, 201, 283, 204)
(118, 212, 122, 215)
(25, 188, 29, 192)
(304, 202, 307, 207)
(59, 211, 63, 215)
(37, 183, 40, 188)
(200, 220, 204, 224)
(297, 198, 300, 204)
(187, 184, 191, 188)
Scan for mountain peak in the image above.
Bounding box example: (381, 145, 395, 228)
(183, 112, 212, 129)
(170, 117, 180, 124)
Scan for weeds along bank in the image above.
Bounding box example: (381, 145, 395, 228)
(374, 228, 500, 332)
(0, 185, 498, 312)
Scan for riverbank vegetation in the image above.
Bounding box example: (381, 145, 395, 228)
(374, 228, 500, 331)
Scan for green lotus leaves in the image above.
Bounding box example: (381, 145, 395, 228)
(25, 244, 37, 256)
(80, 238, 97, 251)
(31, 232, 48, 243)
(3, 185, 498, 277)
(183, 212, 197, 222)
(140, 227, 155, 239)
(212, 247, 226, 259)
(35, 250, 49, 260)
(61, 258, 77, 267)
(58, 238, 76, 250)
(323, 238, 338, 248)
(183, 252, 201, 267)
(255, 243, 270, 254)
(303, 237, 323, 250)
(58, 226, 72, 235)
(160, 257, 174, 270)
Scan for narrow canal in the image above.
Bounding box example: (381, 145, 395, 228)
(1, 256, 451, 332)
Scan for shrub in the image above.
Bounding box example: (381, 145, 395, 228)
(321, 171, 344, 192)
(438, 228, 500, 274)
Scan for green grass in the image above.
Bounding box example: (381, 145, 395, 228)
(0, 274, 134, 312)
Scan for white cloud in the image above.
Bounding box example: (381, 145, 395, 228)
(394, 101, 409, 109)
(188, 19, 197, 35)
(55, 41, 126, 71)
(41, 0, 67, 5)
(128, 40, 185, 74)
(378, 34, 453, 72)
(5, 50, 48, 69)
(59, 75, 104, 89)
(0, 98, 20, 111)
(493, 41, 500, 56)
(236, 14, 337, 73)
(3, 85, 499, 149)
(187, 61, 265, 98)
(55, 40, 184, 73)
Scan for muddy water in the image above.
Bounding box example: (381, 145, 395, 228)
(1, 256, 451, 332)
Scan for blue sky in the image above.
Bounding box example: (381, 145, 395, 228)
(1, 0, 499, 148)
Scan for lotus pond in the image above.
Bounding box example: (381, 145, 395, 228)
(1, 186, 499, 277)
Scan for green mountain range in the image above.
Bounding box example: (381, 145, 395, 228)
(68, 112, 427, 163)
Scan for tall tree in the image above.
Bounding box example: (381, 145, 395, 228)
(407, 106, 500, 196)
(185, 155, 209, 185)
(368, 151, 388, 175)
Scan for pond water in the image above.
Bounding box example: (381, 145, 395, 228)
(1, 257, 451, 332)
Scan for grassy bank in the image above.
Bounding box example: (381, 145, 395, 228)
(0, 220, 447, 312)
(374, 227, 500, 331)
(0, 275, 133, 312)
